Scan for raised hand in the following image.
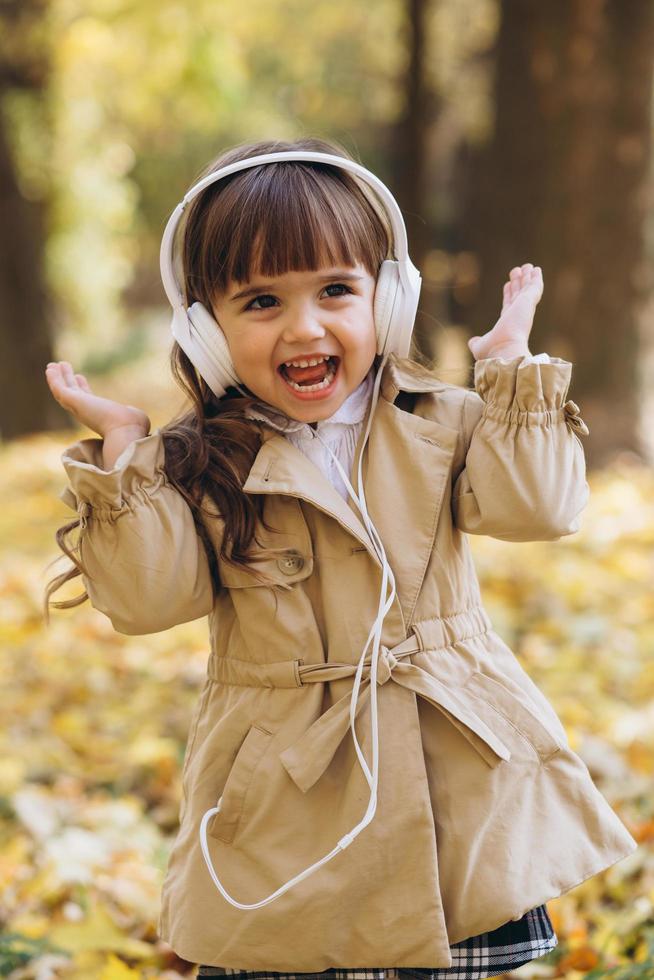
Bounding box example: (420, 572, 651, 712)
(45, 361, 150, 440)
(468, 264, 544, 361)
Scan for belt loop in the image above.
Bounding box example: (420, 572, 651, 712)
(411, 621, 427, 653)
(293, 659, 304, 687)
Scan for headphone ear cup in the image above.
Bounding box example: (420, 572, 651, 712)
(374, 259, 422, 360)
(373, 260, 401, 357)
(188, 302, 241, 394)
(171, 302, 241, 399)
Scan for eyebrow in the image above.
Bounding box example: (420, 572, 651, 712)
(228, 271, 365, 303)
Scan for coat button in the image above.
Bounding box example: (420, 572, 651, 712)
(277, 550, 305, 575)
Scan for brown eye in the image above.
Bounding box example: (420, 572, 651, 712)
(245, 294, 278, 311)
(324, 283, 352, 297)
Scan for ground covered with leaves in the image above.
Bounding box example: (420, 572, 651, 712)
(1, 385, 653, 978)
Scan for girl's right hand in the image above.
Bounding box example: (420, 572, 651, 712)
(45, 361, 151, 440)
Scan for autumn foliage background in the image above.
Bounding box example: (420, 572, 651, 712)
(2, 0, 654, 977)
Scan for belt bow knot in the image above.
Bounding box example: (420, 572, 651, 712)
(278, 622, 512, 795)
(562, 398, 590, 437)
(376, 645, 400, 686)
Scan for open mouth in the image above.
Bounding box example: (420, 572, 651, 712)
(278, 355, 340, 395)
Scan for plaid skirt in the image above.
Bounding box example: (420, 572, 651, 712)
(196, 902, 557, 980)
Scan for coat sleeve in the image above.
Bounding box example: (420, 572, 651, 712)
(58, 427, 215, 635)
(451, 353, 590, 541)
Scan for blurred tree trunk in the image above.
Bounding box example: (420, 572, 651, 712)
(0, 0, 70, 440)
(389, 0, 442, 358)
(460, 0, 654, 466)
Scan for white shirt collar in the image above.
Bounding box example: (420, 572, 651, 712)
(243, 366, 376, 436)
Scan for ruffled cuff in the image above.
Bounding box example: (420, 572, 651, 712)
(473, 354, 589, 436)
(59, 427, 168, 523)
(521, 352, 552, 364)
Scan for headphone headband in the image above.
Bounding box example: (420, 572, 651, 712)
(159, 149, 418, 312)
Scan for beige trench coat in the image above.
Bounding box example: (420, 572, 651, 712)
(59, 352, 638, 971)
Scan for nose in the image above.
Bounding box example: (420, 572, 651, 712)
(281, 302, 327, 345)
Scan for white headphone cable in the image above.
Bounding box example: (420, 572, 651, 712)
(198, 354, 399, 908)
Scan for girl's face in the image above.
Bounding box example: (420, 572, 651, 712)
(211, 263, 378, 423)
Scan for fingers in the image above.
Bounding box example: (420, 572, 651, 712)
(505, 264, 543, 300)
(45, 361, 92, 414)
(508, 263, 542, 281)
(45, 361, 64, 391)
(45, 361, 89, 391)
(60, 361, 77, 388)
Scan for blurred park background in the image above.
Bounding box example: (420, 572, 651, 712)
(1, 0, 654, 977)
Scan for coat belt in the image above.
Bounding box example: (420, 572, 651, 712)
(207, 605, 512, 795)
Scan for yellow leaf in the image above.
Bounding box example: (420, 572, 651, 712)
(5, 912, 50, 938)
(49, 902, 151, 959)
(99, 952, 144, 979)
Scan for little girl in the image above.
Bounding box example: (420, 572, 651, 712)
(45, 137, 637, 980)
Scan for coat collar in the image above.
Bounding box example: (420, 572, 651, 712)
(241, 353, 457, 574)
(377, 351, 449, 402)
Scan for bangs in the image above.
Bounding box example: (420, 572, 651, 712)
(187, 162, 391, 303)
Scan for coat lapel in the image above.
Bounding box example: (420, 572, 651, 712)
(241, 354, 460, 619)
(242, 423, 380, 559)
(360, 365, 460, 621)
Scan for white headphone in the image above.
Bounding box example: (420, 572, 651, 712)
(159, 149, 422, 912)
(159, 150, 422, 398)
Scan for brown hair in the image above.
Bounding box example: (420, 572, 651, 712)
(44, 135, 393, 622)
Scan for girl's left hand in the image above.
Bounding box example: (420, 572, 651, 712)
(468, 263, 544, 361)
